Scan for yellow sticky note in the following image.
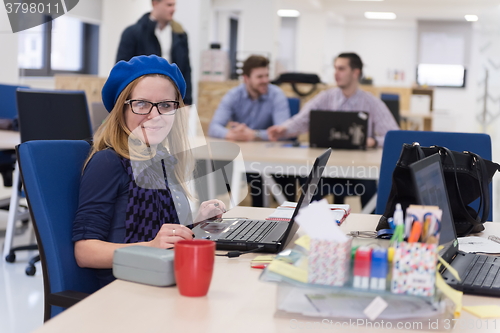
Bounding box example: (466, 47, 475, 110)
(298, 257, 308, 271)
(251, 255, 275, 263)
(436, 273, 462, 318)
(295, 235, 310, 250)
(438, 255, 461, 282)
(267, 260, 308, 283)
(463, 305, 500, 319)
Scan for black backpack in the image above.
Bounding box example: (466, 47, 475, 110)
(272, 73, 321, 97)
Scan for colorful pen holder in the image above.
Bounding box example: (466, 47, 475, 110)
(391, 241, 437, 297)
(308, 237, 352, 286)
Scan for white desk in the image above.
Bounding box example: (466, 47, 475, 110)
(0, 130, 28, 260)
(34, 207, 500, 333)
(0, 129, 20, 150)
(193, 137, 382, 211)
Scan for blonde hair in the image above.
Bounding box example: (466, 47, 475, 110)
(86, 74, 194, 197)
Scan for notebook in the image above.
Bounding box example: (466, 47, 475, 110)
(266, 201, 350, 225)
(309, 110, 369, 150)
(191, 148, 332, 253)
(409, 153, 500, 297)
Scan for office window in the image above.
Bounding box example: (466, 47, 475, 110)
(51, 16, 83, 71)
(18, 16, 99, 76)
(417, 21, 472, 88)
(18, 24, 44, 70)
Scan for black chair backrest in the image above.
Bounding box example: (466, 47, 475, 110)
(16, 89, 92, 143)
(381, 93, 400, 126)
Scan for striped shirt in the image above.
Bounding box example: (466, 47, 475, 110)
(281, 88, 399, 146)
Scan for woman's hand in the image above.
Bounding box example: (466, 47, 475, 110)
(194, 199, 227, 223)
(149, 224, 194, 249)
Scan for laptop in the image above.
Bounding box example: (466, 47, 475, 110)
(410, 153, 500, 297)
(192, 148, 332, 253)
(309, 110, 369, 150)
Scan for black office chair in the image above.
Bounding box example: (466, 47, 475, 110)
(4, 89, 92, 275)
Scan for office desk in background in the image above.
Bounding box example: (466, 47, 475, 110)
(0, 130, 20, 150)
(194, 137, 382, 212)
(0, 132, 381, 209)
(34, 207, 500, 333)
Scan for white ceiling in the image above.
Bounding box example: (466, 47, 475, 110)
(279, 0, 500, 21)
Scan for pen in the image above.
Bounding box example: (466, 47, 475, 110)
(408, 221, 423, 243)
(422, 213, 431, 241)
(405, 214, 415, 240)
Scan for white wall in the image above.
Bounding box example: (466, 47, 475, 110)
(66, 0, 103, 24)
(174, 0, 211, 104)
(0, 5, 20, 84)
(292, 14, 417, 86)
(212, 0, 280, 75)
(322, 17, 346, 84)
(343, 20, 417, 87)
(277, 17, 298, 73)
(99, 0, 151, 78)
(296, 11, 327, 80)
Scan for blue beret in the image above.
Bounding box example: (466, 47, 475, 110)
(102, 55, 186, 112)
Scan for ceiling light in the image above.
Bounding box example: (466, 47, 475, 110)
(277, 9, 300, 17)
(464, 15, 478, 22)
(364, 12, 396, 20)
(350, 0, 384, 2)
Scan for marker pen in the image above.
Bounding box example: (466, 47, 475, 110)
(370, 248, 388, 291)
(405, 215, 414, 240)
(353, 247, 372, 289)
(408, 221, 423, 243)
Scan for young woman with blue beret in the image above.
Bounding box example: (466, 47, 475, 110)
(72, 55, 225, 286)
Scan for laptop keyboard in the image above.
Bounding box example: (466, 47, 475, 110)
(462, 255, 500, 289)
(218, 220, 278, 243)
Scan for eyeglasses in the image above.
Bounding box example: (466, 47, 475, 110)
(125, 99, 179, 115)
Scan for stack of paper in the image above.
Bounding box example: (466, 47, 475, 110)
(458, 236, 500, 254)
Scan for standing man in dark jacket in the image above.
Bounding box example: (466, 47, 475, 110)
(116, 0, 192, 104)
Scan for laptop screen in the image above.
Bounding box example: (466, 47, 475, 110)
(409, 153, 458, 248)
(278, 148, 332, 251)
(309, 111, 368, 150)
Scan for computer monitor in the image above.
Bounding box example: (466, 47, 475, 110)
(416, 64, 466, 88)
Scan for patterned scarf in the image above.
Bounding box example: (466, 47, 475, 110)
(120, 149, 180, 243)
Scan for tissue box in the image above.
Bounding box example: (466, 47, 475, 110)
(391, 242, 437, 296)
(308, 238, 352, 286)
(113, 246, 175, 287)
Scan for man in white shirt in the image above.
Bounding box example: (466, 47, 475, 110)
(268, 53, 398, 147)
(268, 53, 399, 208)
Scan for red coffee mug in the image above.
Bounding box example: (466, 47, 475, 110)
(174, 239, 215, 297)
